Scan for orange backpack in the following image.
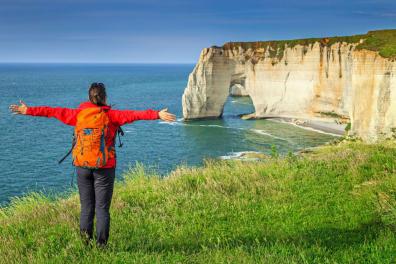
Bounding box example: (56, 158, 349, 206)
(72, 107, 112, 168)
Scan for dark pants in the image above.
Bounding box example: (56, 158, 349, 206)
(76, 167, 115, 246)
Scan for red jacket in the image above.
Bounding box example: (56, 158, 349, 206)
(26, 101, 160, 168)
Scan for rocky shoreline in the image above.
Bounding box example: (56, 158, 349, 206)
(239, 113, 346, 136)
(269, 117, 346, 136)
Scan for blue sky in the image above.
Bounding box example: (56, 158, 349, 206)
(0, 0, 395, 63)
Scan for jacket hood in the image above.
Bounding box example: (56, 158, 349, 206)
(78, 101, 111, 110)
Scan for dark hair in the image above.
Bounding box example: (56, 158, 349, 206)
(89, 82, 107, 106)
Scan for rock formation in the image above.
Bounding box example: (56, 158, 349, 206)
(230, 84, 249, 96)
(182, 30, 396, 142)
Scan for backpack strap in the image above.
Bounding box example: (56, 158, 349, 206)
(101, 106, 124, 148)
(58, 135, 76, 164)
(116, 127, 124, 148)
(103, 106, 124, 148)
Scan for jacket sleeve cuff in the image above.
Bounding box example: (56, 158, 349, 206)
(26, 107, 33, 115)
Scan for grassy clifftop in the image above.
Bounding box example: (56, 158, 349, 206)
(222, 29, 396, 60)
(0, 142, 395, 263)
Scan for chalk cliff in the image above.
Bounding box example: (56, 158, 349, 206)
(182, 30, 396, 142)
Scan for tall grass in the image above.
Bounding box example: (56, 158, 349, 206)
(0, 142, 395, 263)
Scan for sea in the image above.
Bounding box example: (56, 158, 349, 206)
(0, 63, 337, 204)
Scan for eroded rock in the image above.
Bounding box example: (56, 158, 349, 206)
(182, 35, 396, 142)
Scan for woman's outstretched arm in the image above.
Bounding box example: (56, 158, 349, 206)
(9, 100, 79, 126)
(108, 108, 176, 126)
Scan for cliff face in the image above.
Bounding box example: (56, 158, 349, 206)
(182, 31, 396, 142)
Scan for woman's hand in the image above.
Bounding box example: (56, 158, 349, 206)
(159, 108, 176, 122)
(9, 100, 28, 115)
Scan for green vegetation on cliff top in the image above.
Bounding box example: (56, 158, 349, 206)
(222, 29, 396, 59)
(0, 141, 395, 263)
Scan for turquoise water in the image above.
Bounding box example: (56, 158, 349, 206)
(0, 63, 336, 204)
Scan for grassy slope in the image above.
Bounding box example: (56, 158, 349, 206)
(222, 29, 396, 60)
(0, 142, 395, 263)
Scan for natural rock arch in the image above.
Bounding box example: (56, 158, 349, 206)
(182, 41, 396, 142)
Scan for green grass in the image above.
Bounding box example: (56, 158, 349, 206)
(1, 141, 396, 263)
(222, 29, 396, 61)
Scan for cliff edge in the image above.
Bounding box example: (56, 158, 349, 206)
(182, 30, 396, 142)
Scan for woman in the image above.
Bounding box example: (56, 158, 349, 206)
(9, 82, 176, 247)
